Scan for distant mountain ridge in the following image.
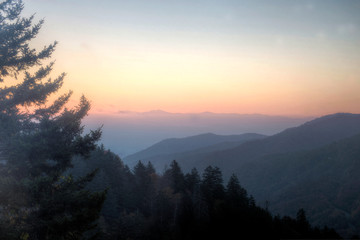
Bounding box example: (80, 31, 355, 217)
(125, 113, 360, 174)
(84, 112, 313, 157)
(123, 112, 360, 237)
(187, 113, 360, 170)
(124, 133, 266, 167)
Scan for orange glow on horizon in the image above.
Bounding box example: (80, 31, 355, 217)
(21, 0, 360, 118)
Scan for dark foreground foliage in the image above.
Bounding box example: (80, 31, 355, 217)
(0, 0, 105, 239)
(77, 147, 341, 240)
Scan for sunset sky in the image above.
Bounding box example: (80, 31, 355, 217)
(23, 0, 360, 116)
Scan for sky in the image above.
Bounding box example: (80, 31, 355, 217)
(22, 0, 360, 116)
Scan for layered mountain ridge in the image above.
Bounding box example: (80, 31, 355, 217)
(124, 113, 360, 236)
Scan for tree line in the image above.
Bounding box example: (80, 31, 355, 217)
(79, 147, 341, 240)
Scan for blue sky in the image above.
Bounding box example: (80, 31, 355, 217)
(23, 0, 360, 116)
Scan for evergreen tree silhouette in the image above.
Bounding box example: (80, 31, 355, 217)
(0, 1, 105, 239)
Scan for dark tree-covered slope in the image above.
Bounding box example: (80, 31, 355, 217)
(238, 133, 360, 237)
(122, 113, 360, 237)
(72, 149, 341, 239)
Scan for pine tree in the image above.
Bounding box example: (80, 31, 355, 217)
(296, 208, 310, 236)
(226, 174, 249, 207)
(184, 168, 200, 195)
(200, 165, 225, 224)
(163, 160, 185, 194)
(0, 1, 106, 239)
(201, 166, 225, 204)
(133, 161, 155, 216)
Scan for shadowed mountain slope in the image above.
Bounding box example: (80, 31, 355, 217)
(126, 113, 360, 176)
(124, 132, 266, 167)
(84, 112, 312, 157)
(188, 113, 360, 174)
(238, 133, 360, 237)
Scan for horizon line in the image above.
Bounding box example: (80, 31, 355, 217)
(86, 109, 356, 118)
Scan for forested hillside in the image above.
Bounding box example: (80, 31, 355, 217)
(239, 133, 360, 237)
(72, 147, 341, 239)
(123, 113, 360, 238)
